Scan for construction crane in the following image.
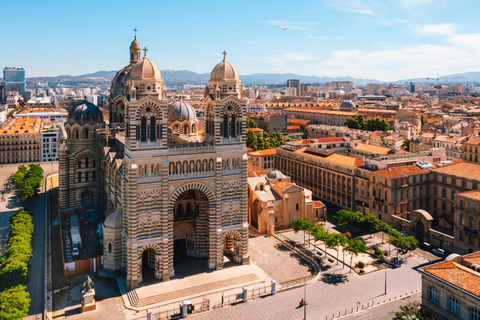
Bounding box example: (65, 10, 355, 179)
(426, 75, 440, 98)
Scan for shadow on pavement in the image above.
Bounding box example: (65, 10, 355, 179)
(321, 273, 349, 285)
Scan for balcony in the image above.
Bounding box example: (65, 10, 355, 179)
(375, 197, 384, 203)
(463, 226, 478, 235)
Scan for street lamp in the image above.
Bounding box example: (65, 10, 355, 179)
(384, 266, 387, 295)
(303, 276, 307, 320)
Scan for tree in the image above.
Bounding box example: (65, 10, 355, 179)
(11, 166, 27, 188)
(403, 139, 411, 151)
(344, 238, 367, 272)
(420, 114, 425, 127)
(393, 301, 433, 320)
(361, 214, 380, 237)
(0, 285, 31, 320)
(325, 233, 342, 264)
(246, 118, 257, 128)
(334, 210, 363, 227)
(270, 132, 285, 148)
(291, 217, 316, 246)
(345, 114, 365, 130)
(246, 130, 258, 150)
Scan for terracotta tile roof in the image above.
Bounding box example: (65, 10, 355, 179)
(287, 118, 312, 125)
(353, 143, 390, 155)
(463, 252, 480, 265)
(287, 126, 301, 130)
(313, 201, 325, 208)
(272, 181, 294, 192)
(464, 137, 480, 146)
(374, 165, 430, 178)
(457, 190, 480, 201)
(325, 153, 363, 167)
(246, 128, 264, 133)
(0, 117, 42, 134)
(254, 169, 270, 177)
(249, 149, 277, 156)
(247, 147, 255, 152)
(423, 261, 480, 297)
(432, 162, 480, 181)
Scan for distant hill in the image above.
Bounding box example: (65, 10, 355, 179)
(23, 70, 480, 86)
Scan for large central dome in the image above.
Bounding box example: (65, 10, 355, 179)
(167, 101, 197, 122)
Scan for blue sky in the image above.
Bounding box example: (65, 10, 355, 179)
(1, 0, 479, 81)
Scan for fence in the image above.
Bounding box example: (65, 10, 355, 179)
(132, 299, 210, 320)
(63, 256, 102, 277)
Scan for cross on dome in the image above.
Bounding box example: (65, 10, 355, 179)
(143, 47, 148, 57)
(222, 50, 227, 61)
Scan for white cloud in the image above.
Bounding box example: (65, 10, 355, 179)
(317, 43, 479, 81)
(347, 9, 376, 16)
(325, 0, 376, 16)
(401, 0, 434, 8)
(446, 33, 480, 52)
(414, 23, 457, 36)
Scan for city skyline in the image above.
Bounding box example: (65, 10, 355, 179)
(2, 0, 480, 81)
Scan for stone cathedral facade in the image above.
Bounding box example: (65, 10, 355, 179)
(59, 36, 250, 289)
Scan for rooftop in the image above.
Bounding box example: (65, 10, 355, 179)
(373, 164, 430, 178)
(0, 117, 42, 134)
(432, 162, 480, 181)
(457, 190, 480, 201)
(353, 143, 391, 155)
(249, 149, 277, 156)
(422, 260, 480, 297)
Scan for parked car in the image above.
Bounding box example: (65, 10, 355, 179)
(421, 242, 431, 249)
(432, 248, 445, 256)
(72, 247, 79, 257)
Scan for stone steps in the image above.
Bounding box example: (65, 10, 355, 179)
(129, 273, 259, 308)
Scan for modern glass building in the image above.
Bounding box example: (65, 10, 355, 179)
(3, 67, 26, 99)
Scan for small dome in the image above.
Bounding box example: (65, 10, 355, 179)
(110, 65, 133, 99)
(266, 170, 288, 179)
(167, 101, 197, 122)
(445, 253, 461, 262)
(130, 57, 162, 80)
(339, 100, 356, 109)
(67, 101, 104, 124)
(210, 59, 239, 81)
(130, 37, 141, 51)
(104, 211, 123, 230)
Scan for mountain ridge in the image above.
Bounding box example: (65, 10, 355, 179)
(22, 70, 480, 86)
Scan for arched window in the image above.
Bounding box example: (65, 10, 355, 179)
(140, 117, 147, 142)
(84, 128, 89, 139)
(230, 114, 236, 137)
(186, 203, 192, 214)
(78, 172, 82, 183)
(150, 117, 156, 141)
(223, 115, 229, 138)
(108, 243, 112, 253)
(75, 130, 79, 139)
(183, 124, 188, 134)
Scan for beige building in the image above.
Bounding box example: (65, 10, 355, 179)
(431, 162, 480, 230)
(275, 146, 363, 210)
(369, 164, 431, 224)
(462, 136, 480, 163)
(419, 252, 480, 320)
(59, 37, 250, 290)
(248, 148, 276, 172)
(247, 170, 325, 234)
(454, 191, 480, 254)
(0, 117, 42, 164)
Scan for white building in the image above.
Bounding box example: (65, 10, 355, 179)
(41, 130, 59, 162)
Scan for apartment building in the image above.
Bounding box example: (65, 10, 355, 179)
(0, 117, 42, 164)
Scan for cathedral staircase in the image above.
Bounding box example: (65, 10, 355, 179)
(128, 273, 260, 308)
(126, 289, 139, 307)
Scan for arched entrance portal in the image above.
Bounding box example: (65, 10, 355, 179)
(415, 220, 426, 242)
(171, 187, 212, 277)
(137, 244, 162, 285)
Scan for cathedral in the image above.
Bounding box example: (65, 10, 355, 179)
(58, 36, 250, 289)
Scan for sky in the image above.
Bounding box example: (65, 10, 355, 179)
(2, 0, 480, 81)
